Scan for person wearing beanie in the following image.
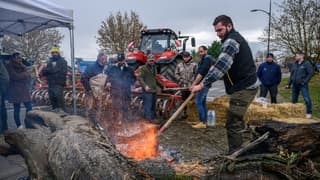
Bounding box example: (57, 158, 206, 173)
(42, 47, 67, 111)
(107, 53, 136, 123)
(175, 51, 198, 119)
(257, 53, 282, 103)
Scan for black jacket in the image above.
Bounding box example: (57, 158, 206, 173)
(195, 54, 214, 88)
(289, 60, 313, 86)
(42, 56, 67, 87)
(81, 61, 105, 92)
(107, 64, 136, 92)
(222, 29, 257, 94)
(0, 60, 9, 94)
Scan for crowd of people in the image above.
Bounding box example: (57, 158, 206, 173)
(0, 14, 316, 154)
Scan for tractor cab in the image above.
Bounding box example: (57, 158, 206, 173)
(126, 28, 195, 83)
(126, 28, 180, 69)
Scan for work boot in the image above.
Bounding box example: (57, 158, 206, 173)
(191, 122, 206, 129)
(186, 120, 199, 125)
(226, 111, 244, 153)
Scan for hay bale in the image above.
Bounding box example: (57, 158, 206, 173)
(186, 96, 316, 126)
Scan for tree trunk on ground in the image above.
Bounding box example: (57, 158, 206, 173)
(248, 119, 320, 156)
(215, 120, 320, 180)
(4, 110, 151, 179)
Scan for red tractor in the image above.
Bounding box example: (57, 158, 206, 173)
(126, 28, 196, 86)
(125, 28, 196, 118)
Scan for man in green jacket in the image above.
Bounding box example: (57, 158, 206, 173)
(137, 58, 163, 122)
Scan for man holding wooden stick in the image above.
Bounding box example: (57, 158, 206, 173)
(191, 15, 259, 153)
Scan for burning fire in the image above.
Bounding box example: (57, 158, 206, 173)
(114, 121, 159, 160)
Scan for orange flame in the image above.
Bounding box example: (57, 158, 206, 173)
(115, 121, 159, 160)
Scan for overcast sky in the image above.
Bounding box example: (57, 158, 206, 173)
(51, 0, 281, 60)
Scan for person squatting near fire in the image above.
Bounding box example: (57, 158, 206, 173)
(41, 47, 68, 111)
(0, 57, 9, 133)
(257, 53, 282, 103)
(174, 51, 198, 119)
(80, 50, 108, 126)
(106, 54, 136, 123)
(5, 53, 32, 129)
(191, 15, 259, 154)
(190, 46, 215, 128)
(137, 56, 164, 123)
(286, 53, 313, 119)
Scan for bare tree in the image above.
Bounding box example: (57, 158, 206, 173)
(1, 29, 64, 64)
(265, 0, 320, 64)
(96, 11, 145, 54)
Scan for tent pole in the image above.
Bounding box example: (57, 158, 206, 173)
(69, 24, 77, 114)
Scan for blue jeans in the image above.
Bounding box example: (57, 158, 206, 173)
(13, 102, 32, 127)
(0, 95, 8, 133)
(143, 92, 156, 120)
(195, 86, 209, 123)
(292, 84, 312, 114)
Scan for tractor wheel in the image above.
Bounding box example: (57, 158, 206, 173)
(159, 58, 182, 82)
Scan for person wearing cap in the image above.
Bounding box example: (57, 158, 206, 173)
(42, 47, 68, 111)
(286, 53, 313, 118)
(257, 53, 282, 103)
(107, 54, 136, 122)
(137, 55, 164, 123)
(175, 51, 198, 119)
(5, 53, 32, 128)
(80, 50, 108, 124)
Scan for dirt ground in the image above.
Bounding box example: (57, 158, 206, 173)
(158, 120, 228, 163)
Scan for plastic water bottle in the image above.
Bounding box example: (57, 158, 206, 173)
(207, 110, 216, 126)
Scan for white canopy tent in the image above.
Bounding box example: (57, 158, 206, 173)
(0, 0, 77, 114)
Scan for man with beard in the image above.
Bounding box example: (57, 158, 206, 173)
(191, 15, 259, 153)
(42, 47, 68, 111)
(107, 54, 136, 122)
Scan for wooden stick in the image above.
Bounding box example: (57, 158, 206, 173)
(163, 87, 190, 91)
(158, 93, 195, 134)
(225, 131, 270, 160)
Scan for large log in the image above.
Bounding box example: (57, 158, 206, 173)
(213, 119, 320, 180)
(5, 110, 151, 179)
(5, 128, 52, 179)
(248, 119, 320, 156)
